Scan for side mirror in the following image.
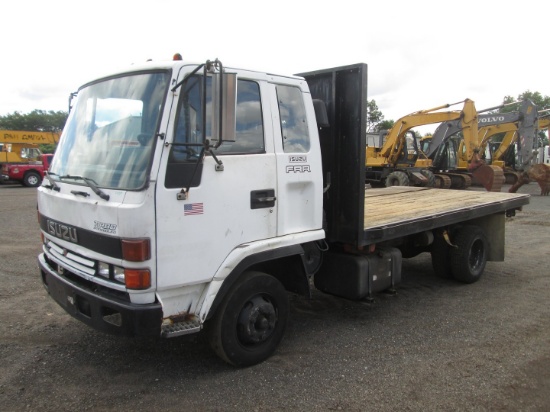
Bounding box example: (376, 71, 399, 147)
(211, 71, 237, 147)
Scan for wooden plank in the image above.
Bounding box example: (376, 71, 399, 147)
(363, 187, 529, 229)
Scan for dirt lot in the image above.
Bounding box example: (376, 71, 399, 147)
(0, 182, 549, 411)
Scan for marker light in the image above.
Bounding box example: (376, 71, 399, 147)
(124, 269, 151, 290)
(121, 239, 150, 262)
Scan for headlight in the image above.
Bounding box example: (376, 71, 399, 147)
(98, 262, 110, 279)
(114, 266, 125, 283)
(97, 262, 125, 284)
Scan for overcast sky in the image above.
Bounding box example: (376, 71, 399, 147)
(2, 0, 548, 135)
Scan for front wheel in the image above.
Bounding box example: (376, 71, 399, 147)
(385, 171, 410, 187)
(207, 271, 289, 367)
(23, 172, 41, 187)
(450, 226, 488, 283)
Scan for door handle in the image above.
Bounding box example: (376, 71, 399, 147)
(256, 196, 277, 202)
(251, 189, 276, 209)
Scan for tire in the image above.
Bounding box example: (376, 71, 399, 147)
(431, 234, 453, 278)
(420, 170, 436, 187)
(23, 172, 41, 187)
(385, 171, 409, 187)
(450, 226, 488, 284)
(207, 271, 289, 367)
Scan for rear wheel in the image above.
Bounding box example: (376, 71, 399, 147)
(385, 171, 409, 187)
(450, 226, 488, 283)
(207, 271, 289, 367)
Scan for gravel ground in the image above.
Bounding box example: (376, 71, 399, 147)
(0, 182, 549, 411)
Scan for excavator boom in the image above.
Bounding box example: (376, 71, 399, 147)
(509, 115, 550, 195)
(0, 130, 61, 145)
(370, 99, 473, 166)
(1, 130, 60, 165)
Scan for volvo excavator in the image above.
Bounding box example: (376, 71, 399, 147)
(423, 99, 538, 192)
(462, 104, 539, 184)
(365, 99, 475, 188)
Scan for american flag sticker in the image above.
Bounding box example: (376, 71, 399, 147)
(184, 202, 204, 216)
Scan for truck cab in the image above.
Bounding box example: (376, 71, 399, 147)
(38, 59, 326, 365)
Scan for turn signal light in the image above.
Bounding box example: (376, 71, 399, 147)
(121, 239, 150, 262)
(124, 269, 151, 290)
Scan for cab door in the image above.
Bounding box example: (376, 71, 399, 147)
(155, 71, 277, 290)
(269, 81, 323, 237)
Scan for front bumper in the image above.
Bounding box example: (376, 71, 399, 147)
(39, 253, 162, 337)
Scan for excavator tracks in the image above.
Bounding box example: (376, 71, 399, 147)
(434, 174, 452, 189)
(434, 173, 472, 190)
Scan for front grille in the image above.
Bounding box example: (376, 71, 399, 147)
(47, 241, 95, 276)
(43, 239, 127, 296)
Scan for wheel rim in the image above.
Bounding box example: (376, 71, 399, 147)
(237, 295, 278, 345)
(469, 238, 485, 271)
(28, 176, 39, 185)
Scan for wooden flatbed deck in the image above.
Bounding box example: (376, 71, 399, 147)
(362, 186, 530, 244)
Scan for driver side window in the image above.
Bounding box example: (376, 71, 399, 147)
(165, 76, 265, 189)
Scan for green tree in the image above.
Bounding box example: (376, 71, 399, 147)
(366, 99, 385, 132)
(0, 109, 68, 132)
(501, 91, 550, 113)
(377, 119, 395, 132)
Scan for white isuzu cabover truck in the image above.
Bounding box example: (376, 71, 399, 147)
(38, 59, 529, 366)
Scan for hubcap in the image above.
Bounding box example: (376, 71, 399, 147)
(237, 295, 277, 345)
(469, 239, 484, 270)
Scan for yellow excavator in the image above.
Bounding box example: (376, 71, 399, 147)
(424, 99, 538, 191)
(365, 99, 476, 188)
(481, 125, 521, 184)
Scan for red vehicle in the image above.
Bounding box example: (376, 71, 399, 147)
(1, 154, 53, 187)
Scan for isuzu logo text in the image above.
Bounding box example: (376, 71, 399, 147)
(287, 155, 311, 173)
(47, 220, 78, 243)
(289, 155, 307, 163)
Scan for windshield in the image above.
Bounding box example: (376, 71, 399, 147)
(50, 71, 170, 190)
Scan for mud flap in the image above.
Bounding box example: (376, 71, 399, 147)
(471, 165, 505, 192)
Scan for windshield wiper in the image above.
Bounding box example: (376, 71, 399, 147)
(60, 175, 110, 201)
(43, 171, 60, 192)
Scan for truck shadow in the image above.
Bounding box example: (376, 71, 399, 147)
(35, 253, 485, 381)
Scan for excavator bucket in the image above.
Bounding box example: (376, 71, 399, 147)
(471, 165, 505, 192)
(510, 164, 550, 195)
